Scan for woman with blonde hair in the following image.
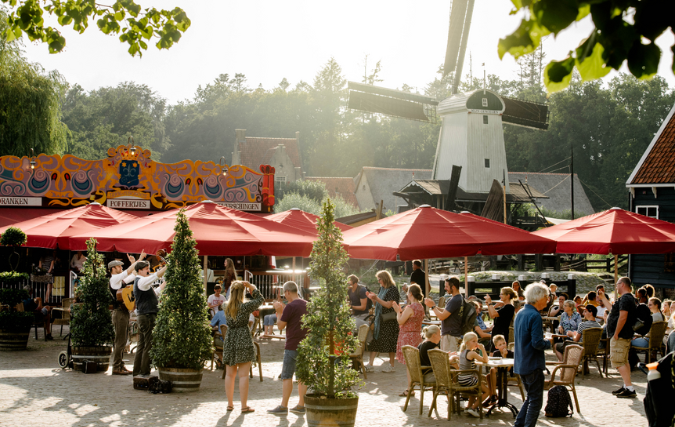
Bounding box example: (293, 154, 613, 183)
(222, 281, 264, 413)
(485, 287, 517, 341)
(365, 270, 400, 373)
(392, 283, 425, 396)
(458, 332, 490, 417)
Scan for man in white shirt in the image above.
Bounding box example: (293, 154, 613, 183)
(70, 251, 86, 274)
(109, 251, 146, 375)
(207, 284, 226, 318)
(133, 260, 168, 377)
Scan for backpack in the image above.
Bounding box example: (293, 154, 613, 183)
(544, 385, 573, 418)
(458, 299, 477, 335)
(633, 303, 652, 336)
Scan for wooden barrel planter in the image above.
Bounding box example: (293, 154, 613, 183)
(72, 346, 112, 372)
(157, 367, 203, 392)
(305, 394, 359, 427)
(0, 327, 30, 351)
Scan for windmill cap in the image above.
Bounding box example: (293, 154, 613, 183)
(460, 211, 471, 214)
(289, 208, 300, 211)
(610, 207, 621, 210)
(419, 205, 431, 208)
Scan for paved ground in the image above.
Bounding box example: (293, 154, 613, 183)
(1, 327, 650, 427)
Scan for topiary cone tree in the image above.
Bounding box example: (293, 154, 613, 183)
(71, 238, 114, 347)
(150, 208, 211, 370)
(0, 227, 27, 272)
(297, 198, 362, 398)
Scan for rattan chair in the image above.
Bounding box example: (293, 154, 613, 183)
(215, 324, 227, 375)
(544, 344, 583, 413)
(349, 324, 370, 379)
(596, 337, 610, 375)
(401, 345, 436, 415)
(578, 327, 603, 378)
(632, 321, 668, 363)
(53, 297, 73, 337)
(427, 349, 484, 419)
(508, 326, 514, 344)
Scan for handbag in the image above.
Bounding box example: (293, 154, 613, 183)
(380, 311, 397, 322)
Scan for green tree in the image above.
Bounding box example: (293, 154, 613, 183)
(499, 0, 675, 92)
(150, 208, 211, 370)
(71, 239, 115, 347)
(296, 199, 362, 397)
(3, 0, 190, 56)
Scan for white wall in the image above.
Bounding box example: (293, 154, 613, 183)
(355, 173, 375, 211)
(466, 112, 510, 194)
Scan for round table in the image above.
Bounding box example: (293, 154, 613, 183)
(475, 358, 518, 418)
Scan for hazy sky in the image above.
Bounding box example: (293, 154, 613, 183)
(21, 1, 675, 105)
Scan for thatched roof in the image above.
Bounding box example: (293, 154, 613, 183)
(509, 172, 594, 216)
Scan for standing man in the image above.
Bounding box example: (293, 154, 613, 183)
(207, 284, 226, 318)
(109, 251, 146, 375)
(268, 281, 308, 415)
(132, 260, 167, 378)
(424, 277, 463, 352)
(513, 283, 552, 427)
(410, 260, 425, 287)
(599, 277, 637, 398)
(347, 274, 370, 330)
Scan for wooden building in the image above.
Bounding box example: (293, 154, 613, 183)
(626, 102, 675, 295)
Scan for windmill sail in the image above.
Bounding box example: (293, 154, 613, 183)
(347, 82, 439, 122)
(444, 0, 475, 94)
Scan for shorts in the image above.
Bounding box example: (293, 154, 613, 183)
(610, 337, 631, 369)
(458, 374, 478, 387)
(441, 335, 462, 353)
(263, 314, 277, 326)
(280, 349, 298, 380)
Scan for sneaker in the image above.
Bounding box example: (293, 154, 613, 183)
(616, 388, 637, 398)
(611, 386, 626, 395)
(289, 406, 306, 415)
(466, 408, 480, 418)
(267, 405, 288, 415)
(381, 364, 395, 373)
(364, 365, 374, 373)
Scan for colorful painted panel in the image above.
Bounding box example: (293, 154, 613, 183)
(0, 145, 276, 212)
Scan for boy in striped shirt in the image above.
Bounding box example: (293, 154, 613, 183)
(554, 304, 601, 361)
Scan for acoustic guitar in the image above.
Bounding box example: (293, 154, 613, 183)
(117, 286, 136, 311)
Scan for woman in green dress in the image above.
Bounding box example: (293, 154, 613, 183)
(222, 281, 263, 413)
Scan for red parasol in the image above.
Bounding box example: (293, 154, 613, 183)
(0, 203, 139, 250)
(68, 201, 318, 256)
(532, 207, 675, 254)
(266, 208, 353, 235)
(342, 205, 556, 261)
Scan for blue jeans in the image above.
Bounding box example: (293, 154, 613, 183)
(515, 369, 545, 427)
(631, 337, 649, 348)
(264, 314, 277, 326)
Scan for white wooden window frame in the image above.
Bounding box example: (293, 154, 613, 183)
(636, 205, 659, 219)
(482, 98, 488, 107)
(275, 176, 287, 184)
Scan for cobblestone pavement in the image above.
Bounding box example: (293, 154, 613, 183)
(1, 328, 650, 427)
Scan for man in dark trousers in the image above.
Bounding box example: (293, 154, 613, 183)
(132, 260, 167, 378)
(109, 250, 146, 375)
(410, 260, 425, 288)
(514, 282, 551, 427)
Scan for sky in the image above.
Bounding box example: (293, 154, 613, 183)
(20, 0, 675, 105)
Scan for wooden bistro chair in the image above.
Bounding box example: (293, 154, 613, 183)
(349, 324, 370, 380)
(429, 348, 484, 420)
(427, 349, 456, 419)
(506, 343, 525, 400)
(212, 324, 227, 370)
(578, 327, 603, 378)
(544, 344, 583, 414)
(401, 345, 436, 415)
(508, 326, 515, 345)
(632, 321, 668, 364)
(596, 337, 610, 376)
(249, 320, 263, 382)
(53, 298, 74, 337)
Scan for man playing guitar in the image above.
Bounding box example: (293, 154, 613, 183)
(109, 251, 146, 375)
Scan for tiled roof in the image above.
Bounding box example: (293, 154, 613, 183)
(305, 177, 359, 208)
(509, 172, 595, 215)
(360, 167, 433, 212)
(237, 137, 302, 170)
(628, 103, 675, 185)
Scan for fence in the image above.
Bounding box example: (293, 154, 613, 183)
(0, 275, 72, 306)
(246, 270, 309, 300)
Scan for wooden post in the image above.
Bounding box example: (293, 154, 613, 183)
(424, 259, 430, 297)
(614, 254, 619, 285)
(464, 256, 468, 297)
(203, 255, 208, 296)
(502, 183, 507, 224)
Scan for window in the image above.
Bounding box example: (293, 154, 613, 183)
(483, 115, 488, 124)
(484, 159, 490, 168)
(482, 98, 488, 107)
(275, 176, 287, 185)
(636, 205, 658, 219)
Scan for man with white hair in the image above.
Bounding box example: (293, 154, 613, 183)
(513, 283, 552, 427)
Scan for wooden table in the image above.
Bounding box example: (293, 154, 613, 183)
(422, 320, 441, 326)
(475, 358, 518, 418)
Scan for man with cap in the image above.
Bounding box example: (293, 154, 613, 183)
(133, 260, 168, 377)
(109, 251, 146, 375)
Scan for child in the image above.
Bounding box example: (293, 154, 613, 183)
(487, 334, 514, 404)
(458, 332, 490, 418)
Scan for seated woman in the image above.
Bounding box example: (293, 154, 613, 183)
(553, 304, 601, 361)
(632, 297, 666, 348)
(472, 302, 493, 350)
(557, 300, 581, 339)
(457, 332, 491, 418)
(210, 304, 227, 368)
(263, 313, 277, 336)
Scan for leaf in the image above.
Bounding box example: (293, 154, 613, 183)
(627, 42, 661, 79)
(533, 0, 579, 35)
(544, 56, 575, 93)
(576, 41, 611, 81)
(576, 3, 591, 21)
(498, 18, 549, 60)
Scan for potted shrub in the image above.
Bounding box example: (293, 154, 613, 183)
(0, 272, 29, 285)
(151, 208, 212, 391)
(296, 199, 363, 426)
(0, 227, 27, 271)
(0, 288, 34, 350)
(70, 238, 115, 372)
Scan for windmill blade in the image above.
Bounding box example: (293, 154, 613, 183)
(502, 97, 550, 130)
(347, 82, 439, 122)
(443, 0, 475, 96)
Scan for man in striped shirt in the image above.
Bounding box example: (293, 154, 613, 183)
(553, 304, 601, 361)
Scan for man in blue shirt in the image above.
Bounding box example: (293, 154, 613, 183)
(514, 283, 551, 427)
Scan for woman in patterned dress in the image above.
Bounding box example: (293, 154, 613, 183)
(222, 281, 263, 413)
(558, 300, 582, 335)
(392, 283, 425, 396)
(365, 270, 400, 373)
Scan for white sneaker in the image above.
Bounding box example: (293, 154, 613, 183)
(466, 408, 480, 418)
(381, 364, 395, 373)
(364, 365, 374, 373)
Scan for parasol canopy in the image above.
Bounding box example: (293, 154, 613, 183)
(0, 203, 139, 250)
(266, 208, 353, 235)
(532, 207, 675, 254)
(342, 205, 556, 260)
(68, 201, 318, 256)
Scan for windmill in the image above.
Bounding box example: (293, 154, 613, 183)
(347, 0, 550, 227)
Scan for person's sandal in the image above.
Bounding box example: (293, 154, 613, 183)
(399, 389, 415, 397)
(241, 407, 255, 413)
(226, 406, 234, 412)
